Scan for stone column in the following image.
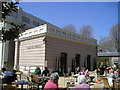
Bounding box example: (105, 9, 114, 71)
(14, 40, 20, 70)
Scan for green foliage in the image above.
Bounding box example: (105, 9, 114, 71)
(2, 2, 19, 20)
(1, 23, 25, 42)
(0, 1, 24, 42)
(97, 57, 109, 66)
(3, 61, 14, 71)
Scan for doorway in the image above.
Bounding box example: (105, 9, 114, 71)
(60, 53, 67, 74)
(87, 55, 91, 70)
(75, 54, 80, 68)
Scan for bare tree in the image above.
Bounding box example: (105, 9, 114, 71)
(79, 25, 93, 38)
(63, 24, 77, 33)
(109, 24, 120, 52)
(98, 24, 120, 52)
(98, 36, 116, 52)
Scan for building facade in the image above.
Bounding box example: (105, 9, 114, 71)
(0, 7, 50, 69)
(14, 24, 97, 74)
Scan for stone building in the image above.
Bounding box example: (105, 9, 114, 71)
(0, 7, 50, 69)
(14, 24, 97, 74)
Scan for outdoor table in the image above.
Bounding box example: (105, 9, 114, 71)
(94, 83, 104, 90)
(12, 80, 31, 89)
(37, 76, 50, 79)
(73, 74, 79, 82)
(89, 75, 95, 82)
(16, 72, 22, 80)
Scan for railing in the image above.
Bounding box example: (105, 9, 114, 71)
(47, 26, 97, 45)
(14, 65, 44, 73)
(19, 24, 97, 45)
(98, 52, 120, 57)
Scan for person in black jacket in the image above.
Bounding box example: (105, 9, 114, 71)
(11, 70, 17, 82)
(42, 67, 50, 76)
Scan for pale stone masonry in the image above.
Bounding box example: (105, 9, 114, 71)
(14, 24, 97, 73)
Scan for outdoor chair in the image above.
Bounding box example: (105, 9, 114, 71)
(31, 74, 43, 89)
(103, 77, 110, 89)
(21, 71, 30, 80)
(71, 72, 74, 76)
(64, 73, 70, 86)
(64, 73, 75, 87)
(47, 73, 51, 77)
(97, 75, 103, 82)
(113, 79, 119, 90)
(26, 75, 34, 89)
(67, 82, 75, 88)
(2, 84, 17, 90)
(70, 72, 75, 82)
(16, 71, 23, 80)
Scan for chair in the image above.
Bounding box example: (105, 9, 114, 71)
(113, 79, 119, 90)
(26, 75, 33, 89)
(71, 72, 74, 76)
(16, 71, 23, 80)
(67, 82, 75, 88)
(3, 85, 17, 90)
(21, 71, 30, 80)
(64, 73, 75, 87)
(31, 74, 43, 89)
(103, 77, 110, 89)
(70, 72, 75, 82)
(97, 75, 103, 82)
(47, 73, 51, 77)
(64, 73, 70, 86)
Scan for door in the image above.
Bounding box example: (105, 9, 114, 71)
(87, 55, 91, 70)
(60, 53, 67, 74)
(75, 54, 80, 68)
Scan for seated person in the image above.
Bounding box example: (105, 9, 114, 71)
(42, 67, 50, 76)
(12, 70, 17, 82)
(44, 73, 62, 90)
(81, 68, 88, 75)
(75, 67, 80, 74)
(108, 69, 116, 79)
(1, 68, 13, 83)
(34, 66, 41, 75)
(108, 69, 117, 87)
(117, 69, 120, 77)
(74, 75, 90, 89)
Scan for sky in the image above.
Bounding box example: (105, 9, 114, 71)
(17, 2, 118, 40)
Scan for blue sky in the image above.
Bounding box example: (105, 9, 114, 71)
(18, 2, 118, 40)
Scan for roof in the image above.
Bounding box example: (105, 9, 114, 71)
(98, 52, 120, 57)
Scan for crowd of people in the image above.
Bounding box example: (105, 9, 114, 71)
(97, 63, 120, 78)
(0, 63, 120, 89)
(97, 63, 120, 87)
(34, 66, 50, 76)
(44, 72, 90, 90)
(1, 66, 50, 84)
(1, 68, 17, 84)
